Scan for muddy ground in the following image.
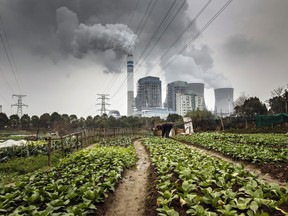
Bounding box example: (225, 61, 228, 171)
(93, 138, 287, 215)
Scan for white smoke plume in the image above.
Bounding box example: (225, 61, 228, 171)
(72, 23, 137, 57)
(56, 7, 137, 59)
(165, 54, 231, 89)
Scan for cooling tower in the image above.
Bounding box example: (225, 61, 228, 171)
(214, 88, 234, 117)
(187, 83, 204, 97)
(187, 83, 206, 108)
(127, 54, 134, 116)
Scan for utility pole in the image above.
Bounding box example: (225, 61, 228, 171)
(96, 94, 110, 115)
(11, 94, 28, 118)
(0, 105, 2, 113)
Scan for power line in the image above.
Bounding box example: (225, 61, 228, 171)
(141, 0, 213, 75)
(160, 0, 233, 74)
(110, 0, 183, 101)
(135, 0, 155, 35)
(135, 0, 186, 69)
(104, 0, 141, 93)
(0, 16, 22, 92)
(0, 64, 13, 93)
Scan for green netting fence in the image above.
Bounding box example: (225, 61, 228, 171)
(256, 113, 288, 127)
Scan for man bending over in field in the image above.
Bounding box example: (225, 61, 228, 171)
(156, 122, 174, 138)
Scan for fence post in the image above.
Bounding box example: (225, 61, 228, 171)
(61, 136, 64, 157)
(47, 137, 51, 166)
(76, 134, 79, 150)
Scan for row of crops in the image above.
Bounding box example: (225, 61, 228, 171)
(0, 136, 83, 163)
(175, 133, 288, 163)
(143, 137, 288, 216)
(0, 136, 137, 215)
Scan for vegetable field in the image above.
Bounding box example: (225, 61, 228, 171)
(0, 137, 137, 215)
(143, 137, 288, 216)
(0, 133, 287, 215)
(174, 133, 288, 182)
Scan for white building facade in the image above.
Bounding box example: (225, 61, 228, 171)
(176, 93, 192, 116)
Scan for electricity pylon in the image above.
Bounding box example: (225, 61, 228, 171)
(96, 94, 110, 115)
(11, 94, 28, 117)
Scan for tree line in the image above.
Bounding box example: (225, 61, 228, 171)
(0, 112, 164, 135)
(0, 84, 287, 133)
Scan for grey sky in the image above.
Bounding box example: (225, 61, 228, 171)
(0, 0, 287, 117)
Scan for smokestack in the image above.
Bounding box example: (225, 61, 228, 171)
(127, 54, 134, 116)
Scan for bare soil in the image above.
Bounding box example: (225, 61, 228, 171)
(103, 140, 151, 216)
(91, 138, 288, 216)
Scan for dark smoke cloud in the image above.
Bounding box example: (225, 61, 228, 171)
(56, 7, 137, 58)
(223, 34, 268, 57)
(0, 0, 229, 85)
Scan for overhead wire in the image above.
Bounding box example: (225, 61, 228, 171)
(0, 16, 23, 94)
(0, 64, 13, 94)
(109, 0, 181, 101)
(109, 0, 207, 106)
(103, 0, 141, 94)
(80, 0, 143, 117)
(135, 0, 186, 70)
(141, 0, 213, 75)
(109, 0, 161, 101)
(159, 0, 233, 74)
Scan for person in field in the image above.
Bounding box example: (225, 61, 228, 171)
(156, 122, 174, 138)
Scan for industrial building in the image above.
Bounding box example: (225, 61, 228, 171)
(166, 81, 205, 113)
(166, 81, 187, 111)
(135, 76, 162, 111)
(214, 88, 234, 117)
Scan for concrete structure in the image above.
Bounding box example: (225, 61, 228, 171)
(135, 76, 162, 111)
(108, 110, 121, 118)
(134, 107, 176, 119)
(166, 81, 187, 111)
(176, 93, 192, 116)
(127, 54, 134, 116)
(166, 81, 206, 112)
(214, 88, 234, 117)
(195, 95, 205, 110)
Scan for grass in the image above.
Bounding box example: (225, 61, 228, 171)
(0, 152, 62, 186)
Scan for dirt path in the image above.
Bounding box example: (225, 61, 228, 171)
(183, 141, 286, 186)
(104, 140, 150, 216)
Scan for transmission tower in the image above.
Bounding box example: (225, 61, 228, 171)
(11, 94, 28, 117)
(96, 94, 110, 115)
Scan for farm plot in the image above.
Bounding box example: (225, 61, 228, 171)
(143, 137, 288, 216)
(0, 139, 137, 215)
(175, 133, 288, 182)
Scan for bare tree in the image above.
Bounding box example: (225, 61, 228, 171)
(234, 92, 248, 108)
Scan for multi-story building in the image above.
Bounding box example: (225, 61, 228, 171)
(195, 95, 205, 110)
(166, 81, 187, 111)
(135, 76, 162, 111)
(176, 93, 192, 116)
(166, 81, 206, 113)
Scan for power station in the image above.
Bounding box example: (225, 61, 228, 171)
(214, 88, 234, 117)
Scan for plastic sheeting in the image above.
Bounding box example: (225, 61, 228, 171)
(0, 139, 27, 148)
